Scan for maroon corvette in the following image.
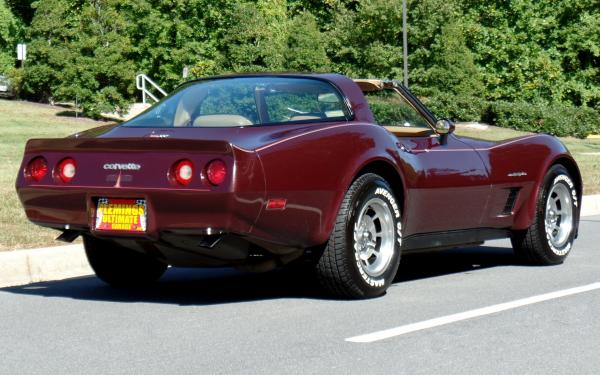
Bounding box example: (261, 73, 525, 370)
(15, 74, 581, 298)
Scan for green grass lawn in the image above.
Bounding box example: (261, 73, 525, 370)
(0, 100, 104, 250)
(0, 100, 598, 251)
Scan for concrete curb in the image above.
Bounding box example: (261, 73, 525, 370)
(0, 244, 91, 288)
(1, 196, 600, 288)
(581, 194, 600, 218)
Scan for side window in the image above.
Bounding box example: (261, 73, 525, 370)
(365, 89, 431, 129)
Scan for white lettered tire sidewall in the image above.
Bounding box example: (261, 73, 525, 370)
(345, 177, 401, 296)
(540, 167, 577, 258)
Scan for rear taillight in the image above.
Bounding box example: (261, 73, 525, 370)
(206, 159, 227, 186)
(56, 158, 76, 183)
(173, 159, 194, 186)
(25, 156, 48, 182)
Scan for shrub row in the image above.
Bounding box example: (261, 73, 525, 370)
(484, 101, 600, 139)
(427, 94, 600, 139)
(424, 93, 488, 123)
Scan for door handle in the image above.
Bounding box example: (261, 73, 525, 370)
(397, 142, 413, 154)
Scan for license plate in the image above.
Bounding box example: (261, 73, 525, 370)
(95, 198, 147, 232)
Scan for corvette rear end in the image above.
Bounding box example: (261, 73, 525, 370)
(15, 74, 356, 277)
(16, 137, 269, 267)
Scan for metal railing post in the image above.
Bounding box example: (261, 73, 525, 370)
(142, 79, 147, 104)
(135, 74, 167, 105)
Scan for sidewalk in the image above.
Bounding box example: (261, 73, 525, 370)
(1, 195, 600, 288)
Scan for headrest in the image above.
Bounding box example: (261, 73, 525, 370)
(193, 114, 253, 127)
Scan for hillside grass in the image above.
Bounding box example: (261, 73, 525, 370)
(0, 100, 103, 250)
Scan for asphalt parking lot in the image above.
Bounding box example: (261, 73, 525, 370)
(2, 215, 599, 375)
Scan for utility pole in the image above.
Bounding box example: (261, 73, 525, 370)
(402, 0, 408, 88)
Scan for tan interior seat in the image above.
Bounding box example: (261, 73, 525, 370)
(193, 114, 253, 127)
(174, 100, 192, 127)
(324, 110, 345, 118)
(289, 115, 321, 121)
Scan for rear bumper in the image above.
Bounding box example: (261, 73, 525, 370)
(18, 185, 310, 267)
(17, 186, 261, 240)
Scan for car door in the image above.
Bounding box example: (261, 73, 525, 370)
(399, 132, 491, 236)
(363, 84, 491, 237)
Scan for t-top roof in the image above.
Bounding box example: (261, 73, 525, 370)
(352, 79, 398, 92)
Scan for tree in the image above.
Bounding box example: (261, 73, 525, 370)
(460, 0, 599, 107)
(0, 0, 23, 74)
(121, 0, 236, 89)
(414, 22, 483, 98)
(24, 0, 134, 116)
(15, 0, 599, 121)
(285, 11, 330, 72)
(327, 0, 404, 79)
(218, 0, 288, 73)
(553, 0, 599, 109)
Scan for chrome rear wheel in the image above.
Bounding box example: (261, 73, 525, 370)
(353, 198, 395, 278)
(315, 173, 401, 298)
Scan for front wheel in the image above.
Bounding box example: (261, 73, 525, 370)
(84, 236, 167, 286)
(511, 165, 578, 265)
(315, 173, 402, 298)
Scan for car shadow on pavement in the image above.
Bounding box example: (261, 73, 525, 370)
(1, 245, 518, 305)
(396, 245, 517, 282)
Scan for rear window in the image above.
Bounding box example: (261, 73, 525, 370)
(123, 77, 349, 128)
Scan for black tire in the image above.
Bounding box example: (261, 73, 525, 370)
(84, 236, 167, 286)
(511, 165, 578, 265)
(315, 173, 402, 298)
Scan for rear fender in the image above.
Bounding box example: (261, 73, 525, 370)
(252, 123, 404, 248)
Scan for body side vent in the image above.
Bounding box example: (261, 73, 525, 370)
(502, 187, 521, 215)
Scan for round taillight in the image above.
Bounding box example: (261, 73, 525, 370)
(206, 159, 227, 186)
(174, 159, 194, 186)
(56, 158, 76, 183)
(26, 156, 48, 182)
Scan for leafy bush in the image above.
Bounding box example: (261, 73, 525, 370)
(484, 101, 600, 139)
(6, 67, 23, 97)
(425, 93, 487, 122)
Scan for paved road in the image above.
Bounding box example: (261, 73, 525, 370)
(2, 216, 600, 374)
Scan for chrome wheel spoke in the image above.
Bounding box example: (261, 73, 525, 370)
(353, 198, 396, 278)
(544, 182, 573, 249)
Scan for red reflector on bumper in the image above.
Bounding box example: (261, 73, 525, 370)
(266, 198, 286, 210)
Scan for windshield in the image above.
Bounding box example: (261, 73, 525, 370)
(123, 76, 350, 128)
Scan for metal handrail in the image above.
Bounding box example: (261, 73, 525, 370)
(135, 74, 167, 104)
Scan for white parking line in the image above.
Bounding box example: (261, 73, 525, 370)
(346, 282, 600, 343)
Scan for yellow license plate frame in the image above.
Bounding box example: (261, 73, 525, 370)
(95, 198, 147, 232)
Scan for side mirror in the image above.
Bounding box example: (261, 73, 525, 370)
(435, 119, 455, 135)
